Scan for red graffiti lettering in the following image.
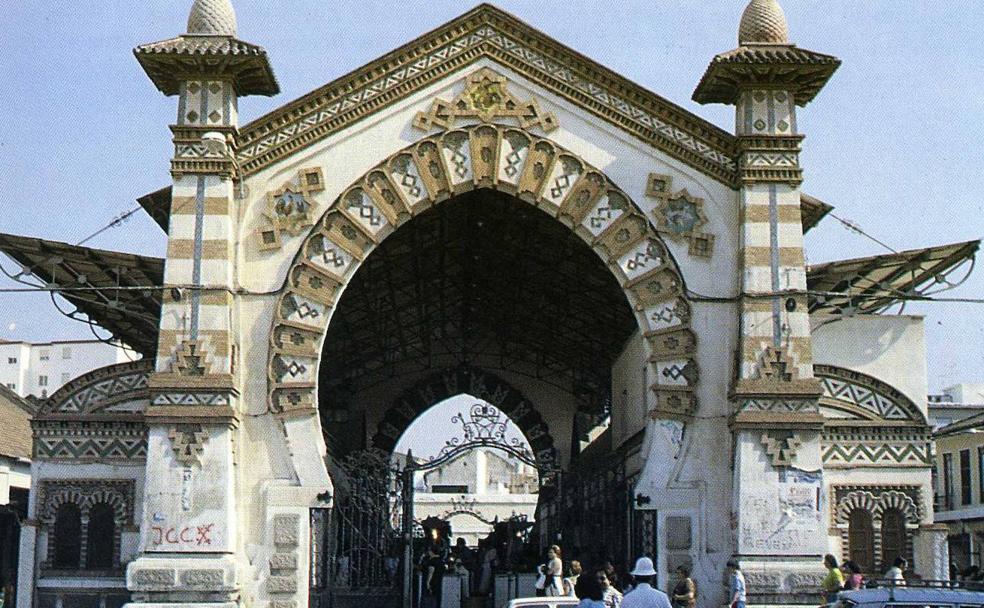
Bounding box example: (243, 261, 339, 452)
(149, 522, 216, 546)
(195, 523, 214, 546)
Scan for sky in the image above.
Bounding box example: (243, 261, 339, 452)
(394, 395, 531, 462)
(0, 1, 982, 393)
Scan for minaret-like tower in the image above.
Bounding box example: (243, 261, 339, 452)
(129, 1, 277, 605)
(694, 0, 839, 600)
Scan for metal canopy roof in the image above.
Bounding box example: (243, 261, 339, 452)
(807, 240, 979, 315)
(0, 233, 163, 356)
(799, 193, 833, 233)
(1, 214, 975, 365)
(137, 187, 172, 233)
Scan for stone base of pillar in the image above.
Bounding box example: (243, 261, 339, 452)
(736, 557, 826, 606)
(125, 555, 238, 606)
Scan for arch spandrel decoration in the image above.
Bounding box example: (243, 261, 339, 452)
(369, 366, 557, 467)
(33, 361, 151, 461)
(814, 364, 926, 424)
(38, 360, 152, 418)
(815, 365, 931, 468)
(267, 124, 698, 422)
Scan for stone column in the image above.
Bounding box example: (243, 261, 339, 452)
(129, 1, 278, 605)
(914, 523, 950, 580)
(693, 0, 840, 602)
(15, 520, 37, 608)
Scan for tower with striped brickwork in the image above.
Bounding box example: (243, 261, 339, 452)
(694, 0, 841, 600)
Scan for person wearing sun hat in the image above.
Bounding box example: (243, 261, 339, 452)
(620, 557, 672, 608)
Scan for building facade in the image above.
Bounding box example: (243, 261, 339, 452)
(409, 448, 538, 546)
(0, 340, 132, 399)
(2, 1, 978, 607)
(931, 387, 984, 571)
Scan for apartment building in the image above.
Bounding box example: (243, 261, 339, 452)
(0, 340, 132, 398)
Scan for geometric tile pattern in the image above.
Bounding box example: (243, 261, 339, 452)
(645, 173, 714, 258)
(236, 8, 737, 184)
(413, 67, 557, 133)
(760, 431, 802, 467)
(168, 424, 209, 467)
(268, 124, 697, 420)
(816, 366, 931, 468)
(34, 422, 147, 461)
(814, 365, 924, 423)
(257, 167, 326, 251)
(821, 441, 931, 467)
(38, 360, 153, 417)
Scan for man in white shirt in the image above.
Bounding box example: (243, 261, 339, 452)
(620, 557, 672, 608)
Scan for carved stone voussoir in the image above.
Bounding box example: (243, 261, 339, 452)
(267, 125, 698, 417)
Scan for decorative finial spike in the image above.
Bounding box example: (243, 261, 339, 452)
(738, 0, 790, 45)
(187, 0, 238, 36)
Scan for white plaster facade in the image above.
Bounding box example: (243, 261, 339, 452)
(0, 339, 132, 398)
(407, 449, 538, 546)
(12, 2, 952, 607)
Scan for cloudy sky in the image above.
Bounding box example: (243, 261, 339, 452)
(1, 1, 981, 392)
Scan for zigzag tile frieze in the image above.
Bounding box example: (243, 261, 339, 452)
(40, 360, 153, 417)
(237, 12, 737, 184)
(814, 364, 924, 423)
(822, 442, 931, 467)
(34, 421, 147, 461)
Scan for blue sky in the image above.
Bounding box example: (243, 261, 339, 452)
(0, 1, 982, 392)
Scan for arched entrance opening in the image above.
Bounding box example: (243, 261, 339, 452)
(395, 395, 541, 540)
(273, 126, 699, 608)
(317, 189, 638, 459)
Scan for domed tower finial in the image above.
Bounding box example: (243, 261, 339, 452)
(187, 0, 238, 36)
(738, 0, 789, 45)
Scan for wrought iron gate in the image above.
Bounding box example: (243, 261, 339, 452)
(311, 449, 407, 608)
(311, 403, 560, 608)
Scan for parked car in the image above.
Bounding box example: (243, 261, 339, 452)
(507, 596, 580, 608)
(839, 583, 984, 608)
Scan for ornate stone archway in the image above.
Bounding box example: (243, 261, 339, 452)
(267, 124, 699, 430)
(371, 366, 558, 466)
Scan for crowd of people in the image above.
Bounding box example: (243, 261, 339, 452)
(427, 537, 922, 608)
(529, 545, 688, 608)
(727, 554, 912, 608)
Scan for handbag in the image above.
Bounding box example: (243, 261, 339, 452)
(535, 565, 547, 590)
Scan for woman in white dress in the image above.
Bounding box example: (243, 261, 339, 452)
(545, 545, 564, 596)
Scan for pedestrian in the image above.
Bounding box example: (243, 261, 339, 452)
(672, 564, 697, 608)
(821, 554, 844, 604)
(884, 557, 906, 585)
(563, 560, 583, 597)
(478, 542, 497, 595)
(596, 567, 623, 608)
(841, 560, 864, 591)
(575, 572, 605, 608)
(546, 545, 565, 596)
(420, 542, 446, 608)
(727, 558, 746, 608)
(620, 557, 672, 608)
